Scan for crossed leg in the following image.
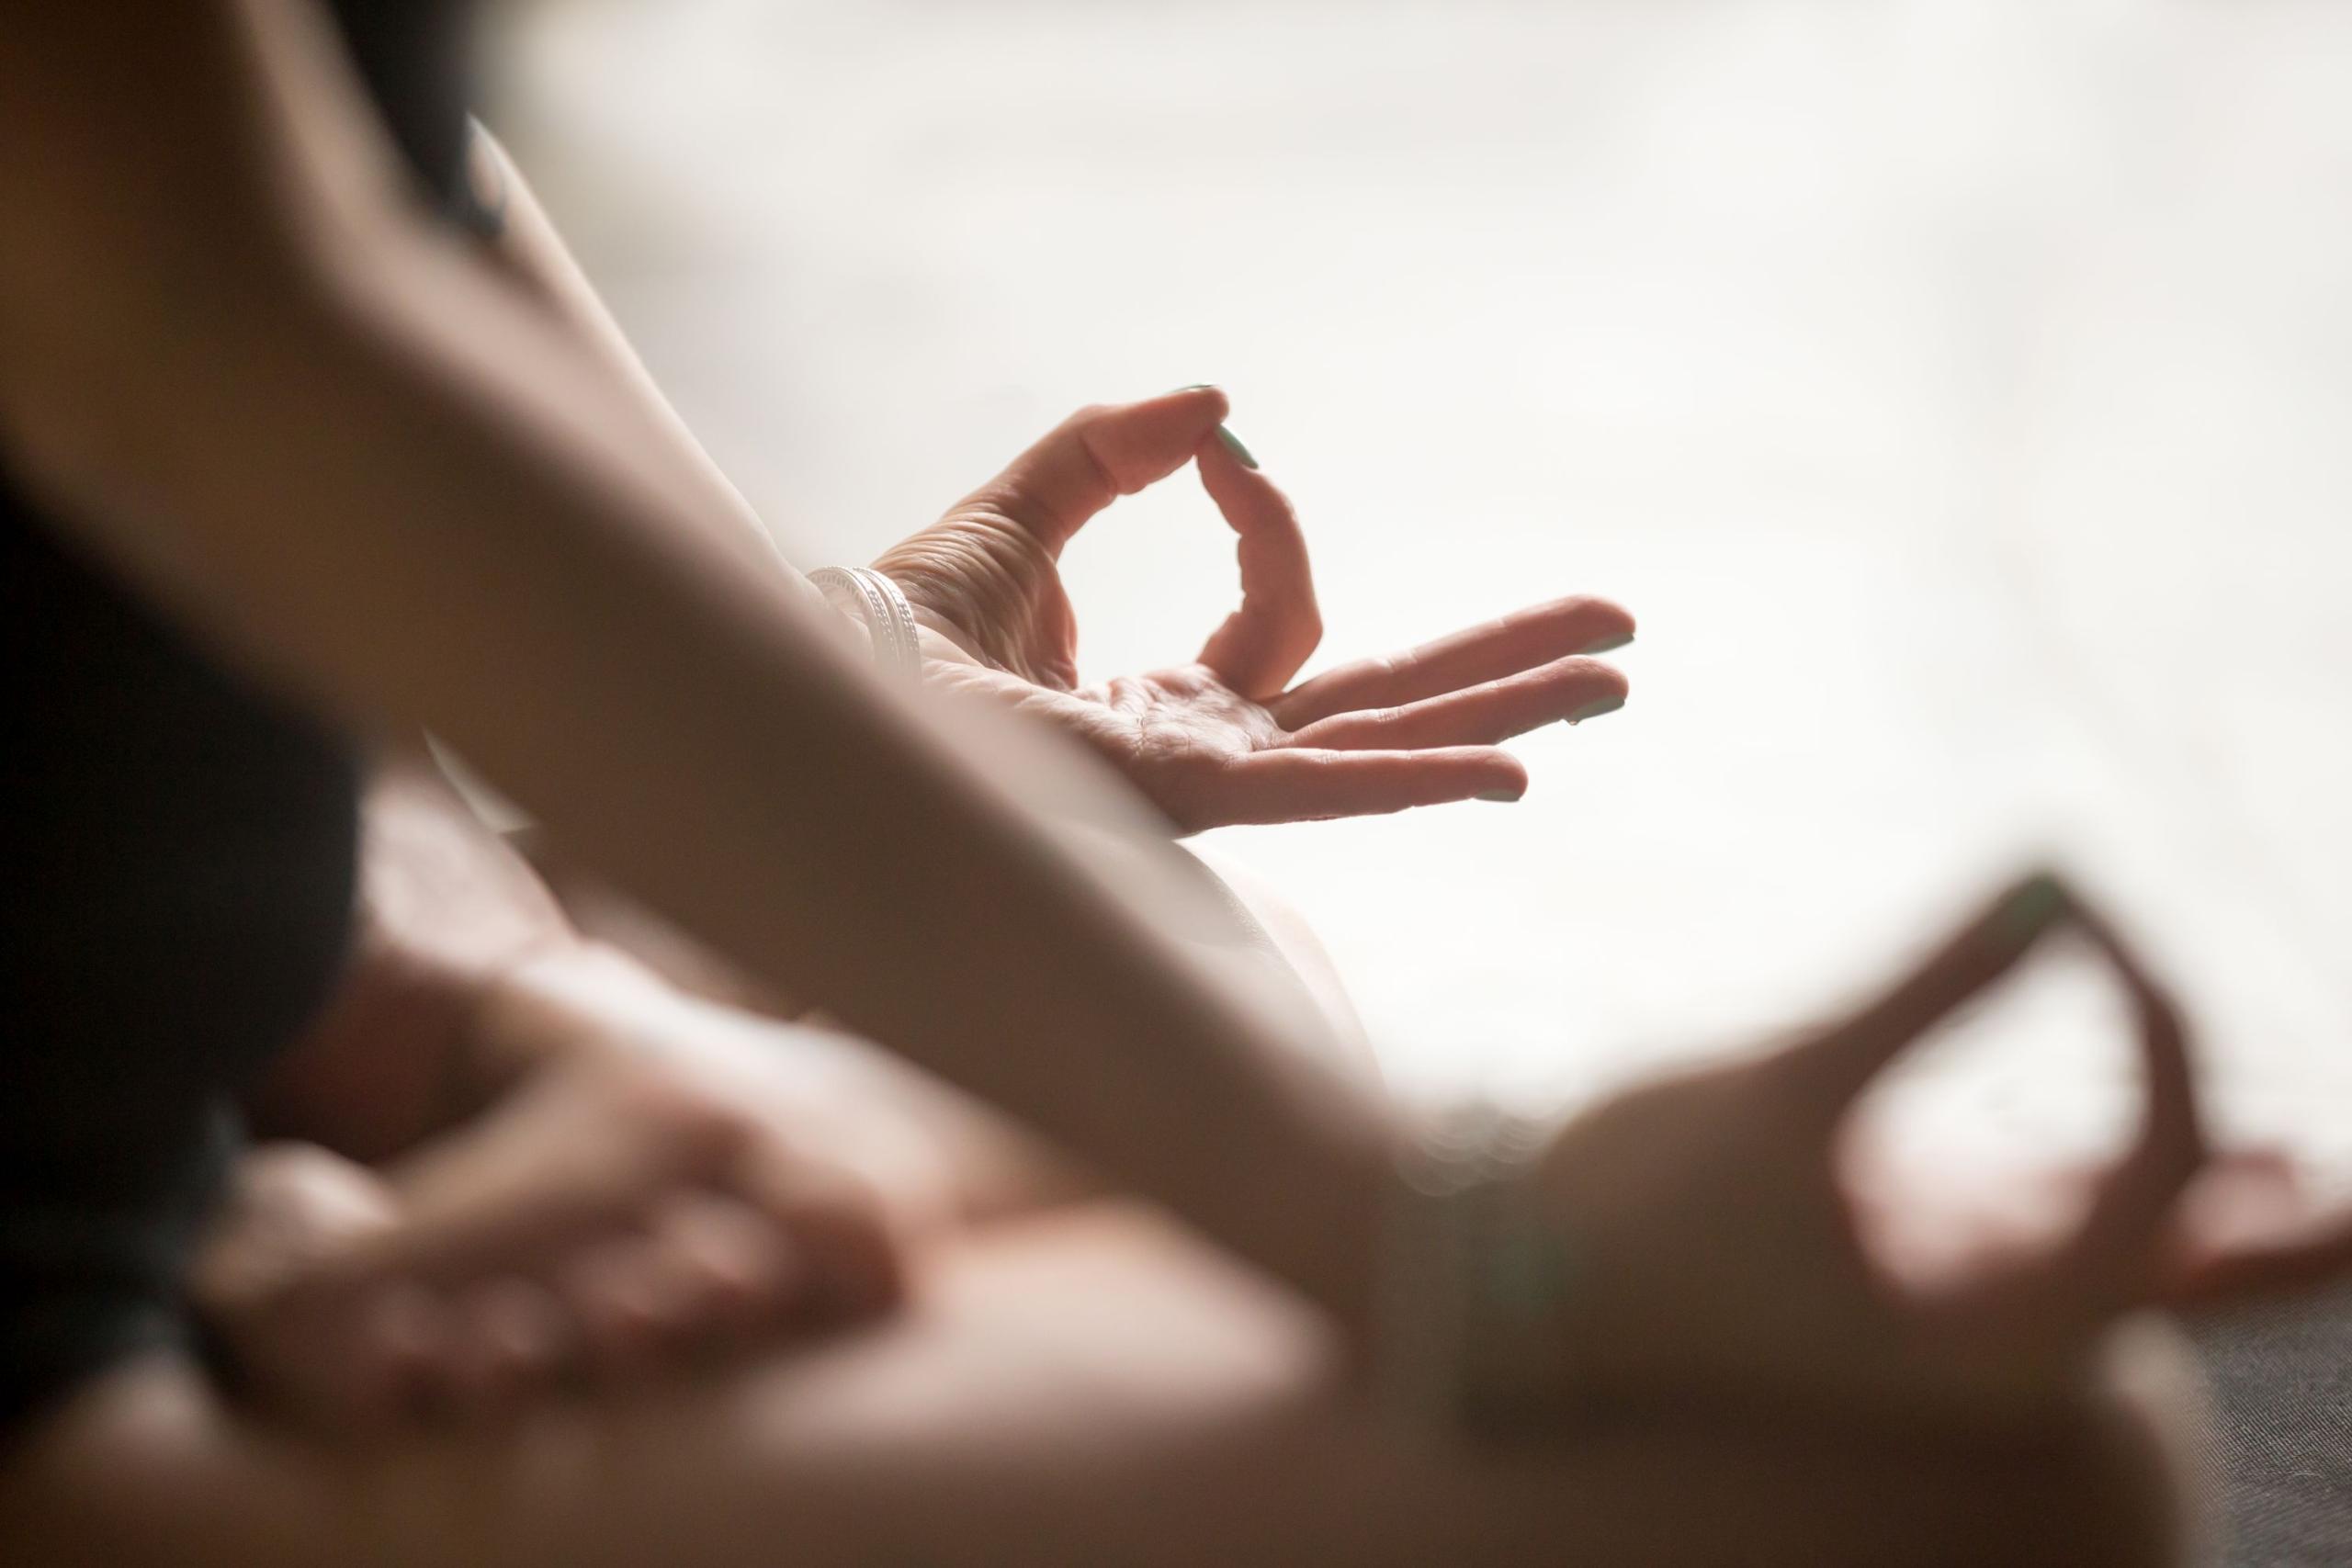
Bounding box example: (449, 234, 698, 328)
(5, 1201, 2202, 1568)
(2, 768, 2210, 1566)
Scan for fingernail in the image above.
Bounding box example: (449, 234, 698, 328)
(1578, 632, 1634, 655)
(1566, 694, 1624, 725)
(1170, 383, 1218, 393)
(1476, 788, 1522, 803)
(1215, 425, 1260, 469)
(1989, 871, 2069, 950)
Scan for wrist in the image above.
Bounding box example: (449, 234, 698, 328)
(808, 565, 922, 680)
(805, 569, 882, 660)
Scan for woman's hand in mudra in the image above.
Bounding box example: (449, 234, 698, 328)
(1531, 869, 2352, 1430)
(870, 389, 1633, 832)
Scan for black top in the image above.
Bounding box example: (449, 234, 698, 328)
(1, 0, 485, 1430)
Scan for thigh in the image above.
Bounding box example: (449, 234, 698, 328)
(1, 1209, 2196, 1568)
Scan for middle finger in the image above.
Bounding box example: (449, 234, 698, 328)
(1270, 594, 1633, 730)
(1285, 655, 1627, 750)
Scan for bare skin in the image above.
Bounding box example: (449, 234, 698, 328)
(41, 749, 2187, 1565)
(0, 0, 1430, 1330)
(2, 1211, 2209, 1568)
(878, 400, 1633, 829)
(198, 1036, 914, 1429)
(200, 760, 1037, 1427)
(128, 765, 2204, 1568)
(0, 747, 2231, 1565)
(11, 763, 2219, 1561)
(198, 747, 1379, 1431)
(6, 5, 2352, 1562)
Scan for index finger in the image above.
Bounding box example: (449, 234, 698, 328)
(960, 389, 1231, 552)
(1194, 427, 1323, 700)
(2043, 900, 2206, 1309)
(1773, 871, 2077, 1120)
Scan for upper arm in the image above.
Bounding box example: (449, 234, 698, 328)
(0, 0, 404, 470)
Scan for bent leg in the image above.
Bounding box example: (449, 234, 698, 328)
(5, 1208, 2199, 1568)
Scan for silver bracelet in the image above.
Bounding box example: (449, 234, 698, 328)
(809, 566, 924, 682)
(1377, 1104, 1577, 1438)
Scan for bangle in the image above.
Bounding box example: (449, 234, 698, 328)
(1377, 1104, 1578, 1438)
(809, 566, 924, 682)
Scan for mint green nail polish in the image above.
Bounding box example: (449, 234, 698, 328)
(1476, 788, 1522, 803)
(1215, 426, 1259, 469)
(1579, 633, 1634, 655)
(1990, 872, 2069, 950)
(1566, 694, 1624, 725)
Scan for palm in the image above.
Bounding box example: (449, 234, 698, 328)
(937, 661, 1307, 831)
(872, 391, 1633, 831)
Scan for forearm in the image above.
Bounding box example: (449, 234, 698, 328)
(461, 125, 794, 586)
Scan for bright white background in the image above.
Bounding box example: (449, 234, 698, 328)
(489, 0, 2352, 1181)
